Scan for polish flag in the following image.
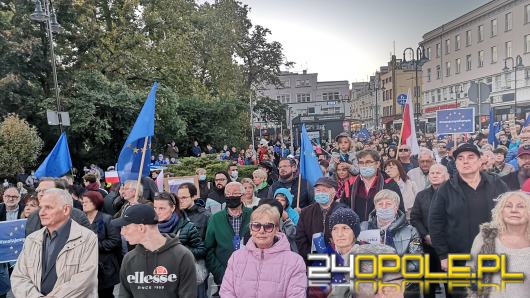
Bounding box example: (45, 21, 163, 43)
(105, 171, 120, 184)
(156, 169, 164, 192)
(400, 89, 420, 155)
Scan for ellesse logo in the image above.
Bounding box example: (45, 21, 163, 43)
(126, 266, 177, 284)
(153, 266, 168, 275)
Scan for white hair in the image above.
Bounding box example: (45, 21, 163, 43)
(418, 148, 435, 160)
(225, 182, 245, 195)
(43, 188, 73, 207)
(125, 180, 144, 198)
(373, 189, 400, 207)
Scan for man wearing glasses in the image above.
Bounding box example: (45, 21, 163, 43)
(502, 143, 530, 190)
(25, 178, 89, 236)
(397, 144, 419, 172)
(342, 150, 404, 222)
(204, 181, 251, 297)
(205, 171, 230, 214)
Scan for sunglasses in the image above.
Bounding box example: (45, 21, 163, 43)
(398, 149, 409, 152)
(250, 222, 276, 233)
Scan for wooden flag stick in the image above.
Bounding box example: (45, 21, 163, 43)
(296, 171, 302, 209)
(134, 136, 149, 202)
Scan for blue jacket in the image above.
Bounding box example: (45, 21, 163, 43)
(273, 188, 299, 225)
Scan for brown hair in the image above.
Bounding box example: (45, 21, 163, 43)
(383, 159, 409, 182)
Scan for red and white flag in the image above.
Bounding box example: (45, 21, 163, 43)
(156, 169, 164, 192)
(400, 89, 420, 155)
(105, 171, 120, 184)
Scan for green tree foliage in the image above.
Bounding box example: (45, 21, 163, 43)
(253, 96, 288, 126)
(0, 0, 291, 169)
(167, 154, 256, 179)
(0, 114, 43, 177)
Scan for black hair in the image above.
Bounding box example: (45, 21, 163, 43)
(214, 171, 230, 181)
(279, 157, 296, 167)
(177, 182, 198, 197)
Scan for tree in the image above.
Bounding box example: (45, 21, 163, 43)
(253, 96, 287, 126)
(0, 114, 43, 178)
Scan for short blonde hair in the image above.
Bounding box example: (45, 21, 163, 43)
(195, 168, 206, 175)
(373, 189, 400, 207)
(253, 169, 267, 179)
(251, 204, 280, 226)
(491, 191, 530, 240)
(241, 178, 255, 190)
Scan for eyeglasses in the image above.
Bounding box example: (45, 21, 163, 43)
(398, 149, 409, 152)
(250, 222, 276, 233)
(214, 178, 227, 182)
(3, 195, 19, 200)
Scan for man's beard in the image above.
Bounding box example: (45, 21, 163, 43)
(279, 172, 292, 180)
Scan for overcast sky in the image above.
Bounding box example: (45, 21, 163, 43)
(233, 0, 491, 83)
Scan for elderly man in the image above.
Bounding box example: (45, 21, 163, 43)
(407, 148, 435, 191)
(429, 143, 508, 272)
(0, 187, 23, 221)
(25, 178, 89, 235)
(11, 188, 98, 297)
(502, 143, 530, 190)
(114, 180, 147, 218)
(204, 182, 251, 294)
(397, 144, 418, 172)
(295, 177, 346, 262)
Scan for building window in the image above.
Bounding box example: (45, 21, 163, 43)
(456, 58, 461, 74)
(491, 19, 497, 36)
(322, 92, 339, 101)
(296, 93, 310, 102)
(436, 43, 441, 57)
(478, 25, 484, 42)
(491, 46, 498, 63)
(445, 62, 451, 77)
(295, 79, 310, 87)
(427, 47, 432, 59)
(308, 107, 315, 114)
(282, 80, 290, 88)
(506, 41, 512, 58)
(455, 35, 461, 50)
(526, 5, 530, 24)
(436, 65, 441, 79)
(466, 55, 472, 71)
(427, 68, 431, 82)
(505, 12, 512, 31)
(478, 50, 484, 67)
(466, 30, 472, 46)
(526, 35, 530, 53)
(445, 39, 450, 54)
(276, 94, 291, 103)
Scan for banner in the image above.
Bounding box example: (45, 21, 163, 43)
(436, 108, 475, 135)
(0, 219, 27, 263)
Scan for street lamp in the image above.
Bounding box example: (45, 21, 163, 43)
(368, 78, 385, 129)
(402, 46, 429, 125)
(30, 0, 64, 131)
(503, 55, 525, 117)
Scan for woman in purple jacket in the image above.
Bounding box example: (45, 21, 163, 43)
(220, 205, 307, 298)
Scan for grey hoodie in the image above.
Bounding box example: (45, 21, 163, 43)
(119, 234, 197, 298)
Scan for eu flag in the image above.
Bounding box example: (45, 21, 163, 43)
(35, 132, 72, 178)
(436, 108, 475, 135)
(300, 124, 322, 186)
(488, 109, 497, 146)
(117, 82, 158, 183)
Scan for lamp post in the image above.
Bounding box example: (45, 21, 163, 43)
(368, 77, 385, 129)
(503, 55, 525, 118)
(30, 0, 64, 131)
(402, 46, 429, 125)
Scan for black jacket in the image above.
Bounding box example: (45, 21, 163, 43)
(25, 207, 90, 236)
(207, 187, 227, 204)
(295, 201, 345, 262)
(169, 216, 207, 259)
(198, 181, 210, 200)
(0, 202, 24, 221)
(103, 190, 121, 216)
(428, 172, 508, 260)
(255, 185, 270, 200)
(88, 211, 122, 289)
(183, 204, 211, 240)
(410, 186, 437, 238)
(500, 170, 521, 191)
(341, 172, 405, 222)
(267, 176, 314, 209)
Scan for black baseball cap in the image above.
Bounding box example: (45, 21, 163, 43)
(452, 143, 481, 158)
(314, 177, 338, 190)
(111, 204, 158, 227)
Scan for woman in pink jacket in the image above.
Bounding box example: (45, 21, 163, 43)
(220, 204, 307, 298)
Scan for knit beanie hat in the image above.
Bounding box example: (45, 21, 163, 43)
(329, 208, 361, 237)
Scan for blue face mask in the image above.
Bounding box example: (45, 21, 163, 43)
(314, 192, 331, 205)
(359, 166, 377, 178)
(199, 175, 206, 181)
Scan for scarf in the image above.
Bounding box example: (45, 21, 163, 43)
(256, 181, 268, 191)
(158, 212, 179, 234)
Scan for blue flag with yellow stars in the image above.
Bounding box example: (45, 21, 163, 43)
(117, 82, 158, 183)
(436, 108, 474, 135)
(300, 124, 323, 186)
(35, 132, 72, 178)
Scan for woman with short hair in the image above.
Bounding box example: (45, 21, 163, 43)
(468, 191, 530, 297)
(241, 178, 260, 208)
(252, 169, 269, 200)
(220, 205, 307, 297)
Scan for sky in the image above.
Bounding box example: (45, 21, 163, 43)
(231, 0, 492, 83)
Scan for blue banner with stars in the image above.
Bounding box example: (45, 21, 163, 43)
(436, 108, 475, 135)
(0, 219, 26, 263)
(117, 82, 158, 183)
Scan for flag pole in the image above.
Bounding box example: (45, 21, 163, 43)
(134, 136, 149, 201)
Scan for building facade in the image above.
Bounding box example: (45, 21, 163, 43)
(257, 70, 351, 145)
(421, 0, 530, 132)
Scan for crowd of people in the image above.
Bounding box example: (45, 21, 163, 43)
(0, 122, 530, 298)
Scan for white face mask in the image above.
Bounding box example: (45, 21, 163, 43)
(230, 171, 238, 179)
